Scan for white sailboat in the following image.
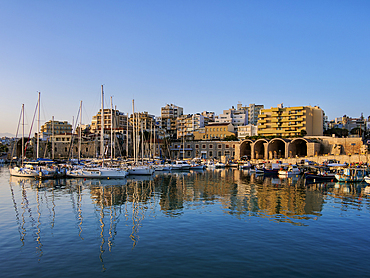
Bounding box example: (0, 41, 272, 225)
(10, 101, 40, 178)
(67, 86, 128, 179)
(127, 99, 154, 176)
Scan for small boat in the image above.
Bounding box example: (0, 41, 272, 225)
(9, 165, 40, 178)
(249, 166, 264, 174)
(190, 163, 205, 170)
(365, 176, 370, 184)
(171, 160, 191, 170)
(304, 172, 336, 182)
(238, 161, 251, 169)
(335, 168, 368, 182)
(67, 166, 128, 178)
(278, 165, 301, 176)
(215, 162, 226, 168)
(128, 165, 154, 175)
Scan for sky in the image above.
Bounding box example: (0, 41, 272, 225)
(1, 0, 369, 136)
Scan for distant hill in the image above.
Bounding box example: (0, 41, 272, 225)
(0, 133, 15, 138)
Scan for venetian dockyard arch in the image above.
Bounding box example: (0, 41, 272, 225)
(287, 138, 308, 158)
(267, 138, 289, 159)
(239, 139, 253, 159)
(254, 139, 269, 160)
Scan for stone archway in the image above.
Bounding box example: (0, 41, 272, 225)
(239, 139, 253, 159)
(268, 138, 288, 159)
(288, 138, 308, 158)
(254, 139, 268, 159)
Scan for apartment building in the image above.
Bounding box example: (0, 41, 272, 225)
(40, 120, 72, 139)
(91, 108, 129, 134)
(237, 124, 258, 140)
(159, 104, 184, 138)
(193, 122, 235, 140)
(245, 104, 264, 125)
(128, 111, 156, 132)
(215, 104, 248, 132)
(258, 105, 323, 136)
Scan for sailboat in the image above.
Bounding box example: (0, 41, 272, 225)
(127, 99, 154, 175)
(10, 100, 40, 178)
(67, 86, 128, 179)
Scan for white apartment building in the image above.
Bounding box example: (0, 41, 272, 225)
(215, 104, 248, 132)
(237, 124, 258, 140)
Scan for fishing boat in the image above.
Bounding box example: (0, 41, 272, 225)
(335, 167, 368, 182)
(278, 165, 301, 176)
(238, 161, 251, 169)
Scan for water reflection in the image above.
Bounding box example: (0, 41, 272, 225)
(7, 170, 370, 265)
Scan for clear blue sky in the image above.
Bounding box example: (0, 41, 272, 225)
(1, 0, 369, 135)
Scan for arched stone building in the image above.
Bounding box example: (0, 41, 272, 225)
(235, 137, 321, 160)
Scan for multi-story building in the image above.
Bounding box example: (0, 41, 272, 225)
(91, 108, 132, 156)
(215, 104, 248, 132)
(170, 140, 238, 160)
(193, 122, 236, 140)
(257, 105, 324, 137)
(128, 111, 156, 132)
(176, 113, 205, 139)
(159, 104, 184, 138)
(245, 104, 264, 125)
(237, 124, 258, 140)
(40, 120, 73, 139)
(201, 111, 215, 122)
(91, 108, 130, 134)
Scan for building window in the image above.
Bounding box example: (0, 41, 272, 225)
(209, 151, 213, 157)
(195, 144, 199, 149)
(218, 144, 222, 149)
(232, 145, 235, 148)
(86, 148, 88, 152)
(202, 144, 206, 149)
(187, 144, 190, 148)
(209, 145, 213, 149)
(226, 145, 229, 148)
(218, 151, 221, 157)
(65, 147, 67, 152)
(187, 151, 191, 157)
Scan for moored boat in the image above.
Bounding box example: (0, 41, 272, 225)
(335, 167, 368, 182)
(278, 165, 301, 176)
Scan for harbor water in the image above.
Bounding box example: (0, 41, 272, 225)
(1, 165, 370, 277)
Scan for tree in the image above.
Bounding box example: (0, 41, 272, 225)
(300, 130, 307, 137)
(224, 135, 238, 141)
(350, 127, 364, 136)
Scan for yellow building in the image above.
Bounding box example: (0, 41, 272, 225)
(193, 123, 236, 140)
(258, 105, 323, 137)
(128, 111, 155, 132)
(40, 120, 72, 138)
(91, 109, 129, 134)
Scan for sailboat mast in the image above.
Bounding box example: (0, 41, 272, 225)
(52, 116, 54, 160)
(79, 100, 82, 161)
(101, 85, 104, 164)
(37, 91, 40, 159)
(22, 104, 24, 166)
(110, 96, 113, 160)
(132, 99, 136, 163)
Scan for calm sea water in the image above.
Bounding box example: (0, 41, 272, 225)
(1, 165, 370, 278)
